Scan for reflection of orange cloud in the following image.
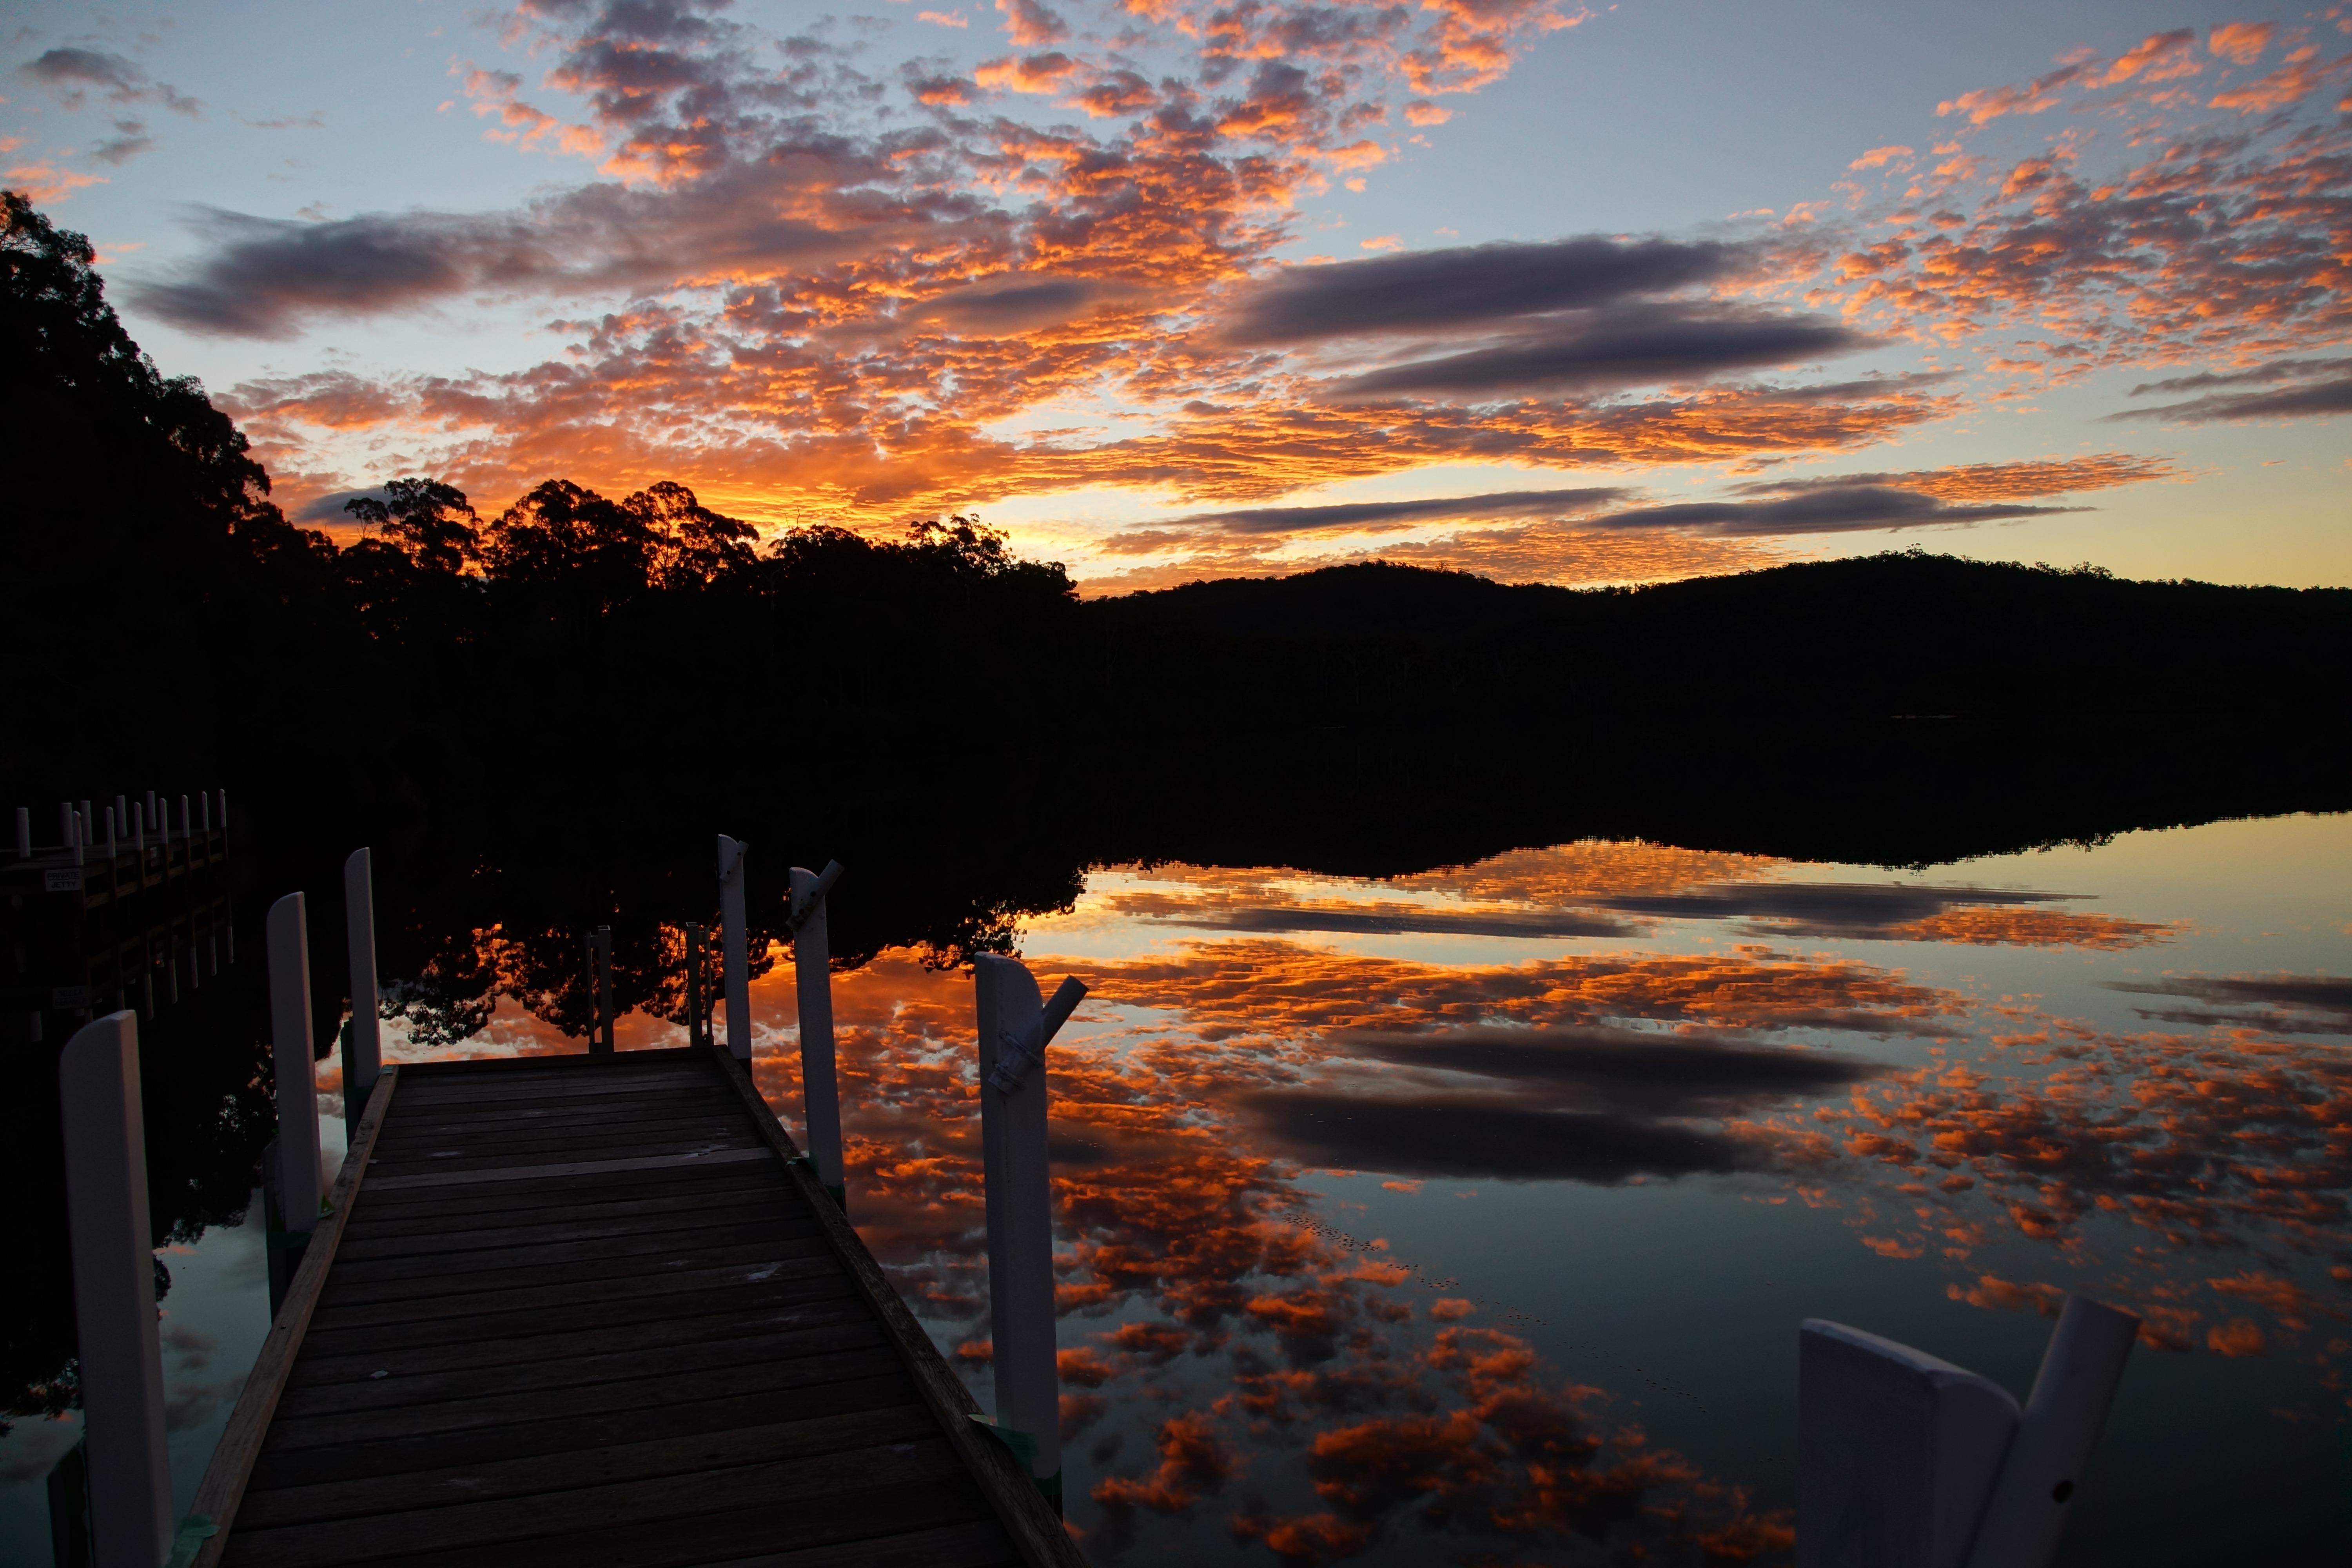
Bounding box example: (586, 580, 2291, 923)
(1893, 907, 2176, 950)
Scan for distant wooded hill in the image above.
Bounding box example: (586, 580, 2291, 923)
(7, 186, 2348, 871)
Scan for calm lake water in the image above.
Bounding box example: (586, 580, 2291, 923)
(5, 810, 2347, 1563)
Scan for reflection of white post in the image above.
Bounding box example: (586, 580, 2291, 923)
(267, 892, 322, 1233)
(718, 834, 751, 1061)
(973, 956, 1087, 1507)
(1801, 1293, 2138, 1568)
(1961, 1296, 2139, 1568)
(58, 1011, 173, 1568)
(789, 862, 846, 1202)
(342, 849, 381, 1125)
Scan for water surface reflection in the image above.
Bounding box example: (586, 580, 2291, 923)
(7, 814, 2343, 1563)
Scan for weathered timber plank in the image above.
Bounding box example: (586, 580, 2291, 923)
(317, 1232, 838, 1308)
(220, 1437, 973, 1566)
(236, 1403, 944, 1529)
(372, 1099, 745, 1139)
(262, 1344, 902, 1451)
(295, 1272, 859, 1362)
(340, 1169, 780, 1228)
(255, 1472, 1008, 1568)
(306, 1250, 842, 1332)
(367, 1096, 745, 1141)
(287, 1296, 874, 1388)
(701, 1521, 1020, 1568)
(331, 1208, 815, 1269)
(365, 1129, 761, 1175)
(391, 1070, 720, 1105)
(187, 1065, 404, 1568)
(335, 1197, 814, 1259)
(362, 1144, 773, 1191)
(704, 1043, 1090, 1568)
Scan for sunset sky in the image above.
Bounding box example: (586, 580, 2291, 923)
(7, 0, 2347, 592)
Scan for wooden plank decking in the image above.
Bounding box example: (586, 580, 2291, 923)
(190, 1045, 1082, 1568)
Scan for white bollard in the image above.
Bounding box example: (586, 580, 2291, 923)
(1961, 1296, 2139, 1568)
(343, 849, 382, 1118)
(973, 956, 1087, 1508)
(1799, 1320, 2018, 1568)
(58, 1011, 174, 1568)
(717, 834, 752, 1061)
(200, 792, 211, 833)
(789, 862, 846, 1203)
(267, 893, 323, 1234)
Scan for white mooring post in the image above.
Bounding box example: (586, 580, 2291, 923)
(342, 849, 382, 1132)
(1961, 1296, 2140, 1568)
(1799, 1294, 2138, 1568)
(789, 862, 847, 1204)
(718, 835, 752, 1061)
(973, 955, 1088, 1512)
(58, 1011, 174, 1568)
(267, 892, 323, 1234)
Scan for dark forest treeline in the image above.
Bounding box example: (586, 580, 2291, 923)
(8, 185, 2352, 881)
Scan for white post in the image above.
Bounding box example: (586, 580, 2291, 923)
(1799, 1319, 2018, 1568)
(200, 792, 211, 833)
(342, 849, 381, 1118)
(789, 862, 846, 1202)
(267, 892, 322, 1234)
(973, 956, 1087, 1508)
(1961, 1296, 2139, 1568)
(58, 1011, 173, 1568)
(717, 834, 751, 1061)
(15, 805, 27, 858)
(178, 795, 190, 842)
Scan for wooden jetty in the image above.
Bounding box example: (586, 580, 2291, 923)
(6, 791, 231, 1034)
(188, 1044, 1085, 1568)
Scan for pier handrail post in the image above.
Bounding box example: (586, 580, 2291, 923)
(341, 850, 382, 1134)
(267, 893, 323, 1235)
(684, 923, 706, 1049)
(973, 956, 1087, 1512)
(58, 1010, 174, 1568)
(717, 834, 751, 1061)
(789, 862, 847, 1205)
(15, 805, 27, 858)
(1960, 1295, 2139, 1568)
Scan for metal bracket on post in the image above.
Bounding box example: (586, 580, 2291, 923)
(341, 849, 381, 1137)
(788, 862, 846, 1207)
(717, 835, 752, 1061)
(58, 1010, 174, 1568)
(973, 956, 1088, 1514)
